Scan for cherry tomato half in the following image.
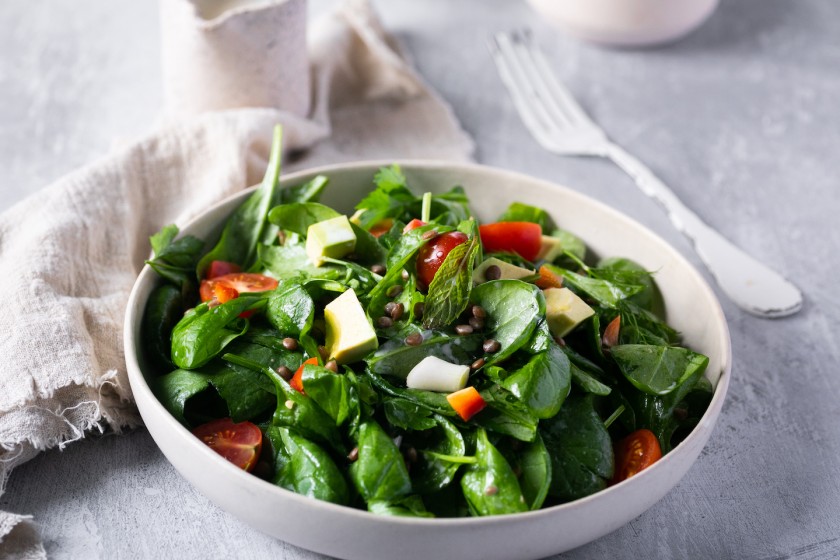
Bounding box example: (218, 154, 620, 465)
(368, 218, 394, 238)
(205, 260, 242, 279)
(403, 218, 427, 233)
(479, 222, 542, 262)
(611, 428, 662, 484)
(416, 231, 469, 289)
(199, 272, 279, 303)
(192, 418, 263, 472)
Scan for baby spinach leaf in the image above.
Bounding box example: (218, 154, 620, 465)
(412, 415, 466, 494)
(260, 175, 331, 245)
(146, 224, 204, 293)
(470, 280, 545, 365)
(569, 362, 612, 396)
(629, 364, 709, 452)
(269, 382, 344, 455)
(383, 398, 437, 431)
(209, 352, 277, 422)
(198, 126, 284, 274)
(150, 369, 210, 425)
(498, 433, 552, 510)
(170, 297, 265, 369)
(364, 371, 455, 417)
(281, 175, 328, 205)
(549, 229, 586, 261)
(267, 202, 340, 235)
(368, 273, 419, 326)
(461, 428, 528, 516)
(258, 243, 340, 280)
(349, 223, 387, 265)
(224, 353, 344, 454)
(368, 496, 434, 518)
(542, 394, 614, 502)
(153, 340, 286, 426)
(523, 320, 552, 355)
(267, 426, 349, 506)
(598, 257, 659, 312)
(548, 266, 644, 309)
(149, 224, 205, 270)
(301, 364, 357, 427)
(366, 332, 482, 380)
(497, 202, 555, 231)
(141, 284, 183, 373)
(476, 386, 538, 442)
(221, 334, 299, 372)
(502, 343, 571, 419)
(349, 419, 412, 503)
(610, 344, 709, 395)
(423, 223, 480, 329)
(266, 280, 314, 337)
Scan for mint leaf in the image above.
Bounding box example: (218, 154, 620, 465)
(422, 224, 480, 329)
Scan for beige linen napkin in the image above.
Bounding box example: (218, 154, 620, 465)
(0, 0, 473, 556)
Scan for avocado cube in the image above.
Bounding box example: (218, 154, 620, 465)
(545, 287, 595, 338)
(536, 235, 564, 262)
(306, 215, 357, 266)
(472, 257, 534, 284)
(324, 289, 379, 364)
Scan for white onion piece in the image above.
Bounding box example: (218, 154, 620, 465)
(405, 356, 470, 393)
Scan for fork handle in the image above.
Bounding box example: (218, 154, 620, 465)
(604, 142, 802, 318)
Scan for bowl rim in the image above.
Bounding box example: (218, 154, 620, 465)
(124, 158, 732, 527)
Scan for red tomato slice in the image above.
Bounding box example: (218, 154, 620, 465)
(192, 418, 263, 472)
(611, 429, 662, 484)
(479, 222, 542, 262)
(415, 231, 469, 290)
(291, 357, 319, 394)
(205, 260, 242, 279)
(199, 273, 279, 303)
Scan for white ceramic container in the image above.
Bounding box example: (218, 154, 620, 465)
(124, 161, 731, 560)
(527, 0, 720, 47)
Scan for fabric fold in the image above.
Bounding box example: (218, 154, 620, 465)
(0, 0, 473, 556)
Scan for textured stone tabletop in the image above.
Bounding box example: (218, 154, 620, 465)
(2, 0, 839, 558)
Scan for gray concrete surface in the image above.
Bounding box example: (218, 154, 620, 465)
(1, 0, 839, 558)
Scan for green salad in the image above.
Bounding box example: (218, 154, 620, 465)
(142, 126, 713, 517)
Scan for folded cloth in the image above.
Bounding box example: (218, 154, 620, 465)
(0, 0, 473, 556)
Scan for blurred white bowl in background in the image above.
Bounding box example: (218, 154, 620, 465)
(527, 0, 719, 47)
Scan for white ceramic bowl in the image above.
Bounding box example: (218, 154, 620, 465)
(528, 0, 719, 47)
(124, 161, 731, 560)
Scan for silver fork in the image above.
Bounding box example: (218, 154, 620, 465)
(489, 30, 802, 318)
